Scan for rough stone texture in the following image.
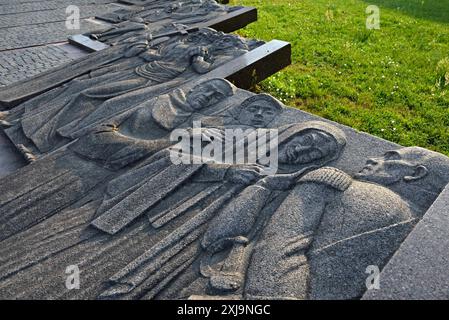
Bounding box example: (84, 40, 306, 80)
(0, 0, 114, 15)
(0, 130, 26, 179)
(0, 4, 114, 28)
(0, 0, 117, 87)
(363, 184, 449, 300)
(1, 74, 449, 299)
(0, 45, 74, 86)
(0, 0, 448, 302)
(0, 17, 108, 51)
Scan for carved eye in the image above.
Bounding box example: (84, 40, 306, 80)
(301, 134, 314, 146)
(214, 93, 225, 100)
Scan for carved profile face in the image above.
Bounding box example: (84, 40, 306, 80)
(186, 79, 234, 110)
(213, 35, 248, 51)
(238, 100, 281, 128)
(164, 3, 180, 13)
(278, 130, 337, 165)
(356, 148, 430, 186)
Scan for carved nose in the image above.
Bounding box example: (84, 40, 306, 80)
(295, 146, 308, 152)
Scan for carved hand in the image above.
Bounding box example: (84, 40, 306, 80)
(201, 128, 225, 143)
(257, 174, 297, 191)
(225, 165, 264, 185)
(188, 46, 209, 58)
(124, 41, 150, 58)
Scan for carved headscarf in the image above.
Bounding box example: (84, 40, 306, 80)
(275, 121, 347, 172)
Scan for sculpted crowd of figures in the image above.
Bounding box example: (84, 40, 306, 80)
(97, 0, 241, 28)
(1, 0, 449, 301)
(1, 75, 449, 299)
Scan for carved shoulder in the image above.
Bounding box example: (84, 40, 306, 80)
(299, 167, 353, 192)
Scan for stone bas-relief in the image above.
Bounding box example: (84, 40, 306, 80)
(0, 28, 262, 156)
(0, 78, 237, 241)
(97, 0, 240, 26)
(1, 80, 449, 300)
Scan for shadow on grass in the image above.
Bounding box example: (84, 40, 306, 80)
(363, 0, 449, 23)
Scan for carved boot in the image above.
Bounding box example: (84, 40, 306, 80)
(0, 120, 12, 128)
(0, 111, 11, 127)
(90, 34, 101, 41)
(17, 144, 37, 163)
(0, 111, 9, 120)
(201, 236, 249, 293)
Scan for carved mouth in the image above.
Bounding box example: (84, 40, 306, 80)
(359, 166, 373, 175)
(251, 119, 264, 126)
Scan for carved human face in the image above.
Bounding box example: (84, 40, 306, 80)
(278, 130, 336, 164)
(214, 35, 246, 51)
(187, 81, 231, 110)
(356, 149, 428, 186)
(164, 3, 180, 13)
(238, 101, 281, 128)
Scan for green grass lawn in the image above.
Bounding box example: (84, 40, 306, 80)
(230, 0, 449, 155)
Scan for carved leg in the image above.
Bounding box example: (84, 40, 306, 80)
(17, 144, 37, 163)
(0, 111, 11, 128)
(0, 111, 9, 120)
(201, 236, 249, 293)
(0, 120, 12, 128)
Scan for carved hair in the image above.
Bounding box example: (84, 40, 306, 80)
(240, 93, 284, 111)
(276, 121, 347, 171)
(399, 147, 449, 193)
(190, 78, 236, 97)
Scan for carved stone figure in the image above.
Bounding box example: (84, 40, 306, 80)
(94, 121, 347, 298)
(2, 29, 260, 155)
(244, 147, 449, 300)
(89, 18, 151, 45)
(1, 81, 449, 301)
(200, 93, 284, 129)
(98, 0, 239, 26)
(0, 79, 235, 242)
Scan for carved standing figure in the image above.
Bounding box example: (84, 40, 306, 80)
(244, 147, 449, 300)
(96, 121, 347, 299)
(3, 29, 259, 155)
(0, 79, 235, 242)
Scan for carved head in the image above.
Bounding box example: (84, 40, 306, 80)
(237, 94, 283, 128)
(356, 147, 449, 192)
(186, 78, 235, 110)
(213, 33, 249, 52)
(198, 0, 222, 10)
(164, 3, 181, 13)
(277, 121, 347, 167)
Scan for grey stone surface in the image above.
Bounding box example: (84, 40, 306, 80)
(0, 0, 447, 302)
(97, 0, 241, 26)
(0, 0, 113, 15)
(0, 130, 26, 178)
(0, 4, 114, 28)
(0, 16, 108, 51)
(0, 0, 116, 87)
(1, 75, 449, 299)
(0, 45, 75, 86)
(363, 183, 449, 300)
(0, 27, 263, 129)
